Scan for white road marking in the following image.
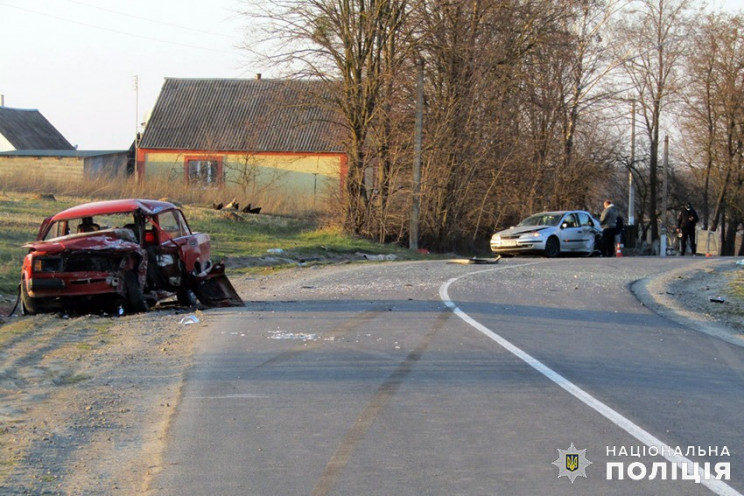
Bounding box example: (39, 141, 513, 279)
(192, 394, 267, 400)
(439, 264, 741, 496)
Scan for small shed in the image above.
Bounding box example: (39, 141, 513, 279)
(0, 105, 129, 181)
(0, 149, 130, 182)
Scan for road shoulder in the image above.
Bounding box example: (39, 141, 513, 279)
(631, 257, 744, 347)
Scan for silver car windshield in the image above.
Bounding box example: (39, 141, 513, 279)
(517, 214, 562, 227)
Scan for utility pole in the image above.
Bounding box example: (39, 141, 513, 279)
(410, 58, 423, 251)
(313, 172, 318, 207)
(133, 75, 139, 139)
(660, 135, 669, 256)
(133, 74, 141, 181)
(629, 100, 636, 225)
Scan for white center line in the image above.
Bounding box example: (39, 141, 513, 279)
(439, 264, 741, 496)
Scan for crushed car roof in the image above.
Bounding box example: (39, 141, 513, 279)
(50, 199, 176, 220)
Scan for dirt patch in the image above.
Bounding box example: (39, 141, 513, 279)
(666, 261, 744, 331)
(0, 306, 202, 495)
(635, 258, 744, 345)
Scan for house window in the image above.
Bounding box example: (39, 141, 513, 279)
(186, 159, 220, 185)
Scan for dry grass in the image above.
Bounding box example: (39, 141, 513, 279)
(0, 170, 341, 222)
(0, 172, 346, 298)
(727, 268, 744, 303)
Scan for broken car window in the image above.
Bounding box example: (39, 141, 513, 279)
(157, 211, 189, 239)
(42, 213, 138, 241)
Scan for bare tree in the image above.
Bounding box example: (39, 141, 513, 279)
(412, 0, 581, 250)
(241, 0, 412, 235)
(681, 12, 744, 254)
(611, 0, 694, 242)
(551, 0, 629, 208)
(238, 0, 716, 253)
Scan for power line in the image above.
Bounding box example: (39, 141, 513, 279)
(61, 0, 239, 40)
(0, 0, 239, 55)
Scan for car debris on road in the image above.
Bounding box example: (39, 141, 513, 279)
(448, 256, 502, 265)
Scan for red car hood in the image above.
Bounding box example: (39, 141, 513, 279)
(26, 230, 141, 254)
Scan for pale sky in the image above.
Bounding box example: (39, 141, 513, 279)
(1, 0, 259, 149)
(0, 0, 741, 150)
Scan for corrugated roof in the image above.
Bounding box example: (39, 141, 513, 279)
(138, 78, 346, 153)
(0, 107, 75, 150)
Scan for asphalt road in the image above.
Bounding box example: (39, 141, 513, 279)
(150, 258, 744, 496)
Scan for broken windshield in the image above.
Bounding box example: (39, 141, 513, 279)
(43, 213, 138, 241)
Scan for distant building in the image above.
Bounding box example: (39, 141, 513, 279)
(0, 105, 129, 181)
(136, 77, 347, 199)
(0, 106, 74, 151)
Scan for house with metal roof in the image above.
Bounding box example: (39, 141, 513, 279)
(136, 77, 347, 200)
(0, 106, 75, 151)
(0, 105, 131, 182)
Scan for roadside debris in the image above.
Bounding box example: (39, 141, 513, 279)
(448, 256, 501, 265)
(179, 314, 200, 325)
(268, 330, 318, 341)
(710, 296, 726, 303)
(212, 199, 262, 214)
(357, 253, 398, 261)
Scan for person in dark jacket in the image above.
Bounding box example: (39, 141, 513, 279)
(676, 202, 699, 255)
(600, 200, 619, 257)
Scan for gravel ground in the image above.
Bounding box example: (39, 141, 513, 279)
(632, 257, 744, 347)
(0, 257, 743, 494)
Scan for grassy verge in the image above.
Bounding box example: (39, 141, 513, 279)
(0, 193, 86, 299)
(0, 192, 424, 299)
(182, 205, 404, 258)
(726, 268, 744, 301)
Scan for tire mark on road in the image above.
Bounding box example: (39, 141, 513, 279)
(311, 310, 451, 496)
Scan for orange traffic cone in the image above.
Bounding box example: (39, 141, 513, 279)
(615, 243, 623, 257)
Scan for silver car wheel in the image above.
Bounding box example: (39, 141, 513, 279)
(545, 237, 560, 258)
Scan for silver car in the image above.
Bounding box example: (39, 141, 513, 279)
(490, 210, 601, 257)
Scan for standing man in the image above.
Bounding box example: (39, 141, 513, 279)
(677, 202, 699, 255)
(600, 200, 619, 257)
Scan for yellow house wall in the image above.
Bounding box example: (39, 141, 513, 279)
(0, 156, 85, 182)
(143, 152, 341, 193)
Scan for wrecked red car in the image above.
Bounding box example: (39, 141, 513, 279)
(20, 199, 243, 315)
